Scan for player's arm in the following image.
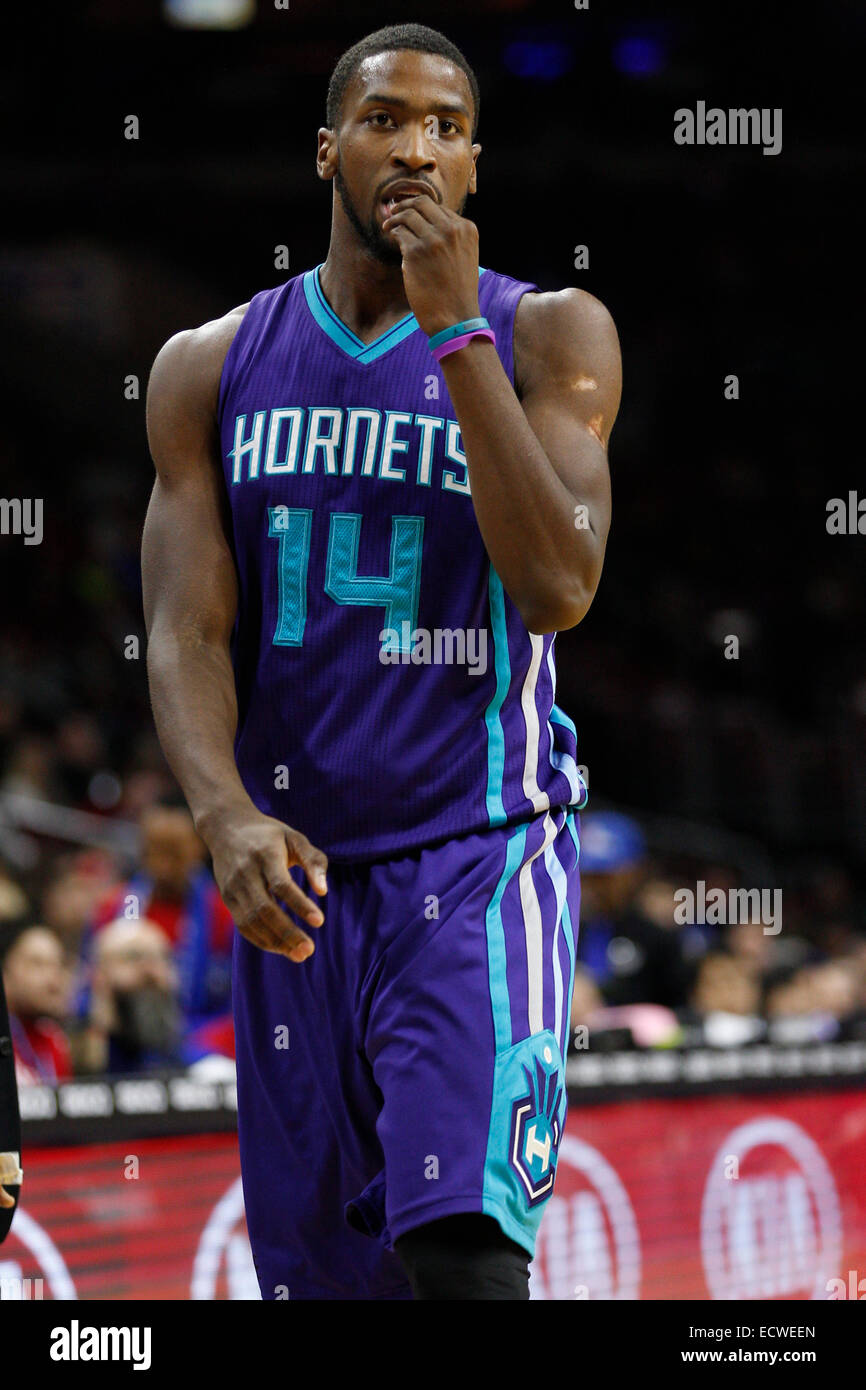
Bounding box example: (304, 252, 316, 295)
(440, 286, 619, 634)
(383, 193, 619, 633)
(142, 316, 327, 963)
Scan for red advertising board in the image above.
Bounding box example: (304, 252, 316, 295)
(531, 1089, 866, 1300)
(3, 1087, 865, 1300)
(0, 1135, 247, 1301)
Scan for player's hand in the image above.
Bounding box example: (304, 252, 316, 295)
(382, 193, 482, 339)
(0, 1153, 22, 1207)
(204, 809, 328, 963)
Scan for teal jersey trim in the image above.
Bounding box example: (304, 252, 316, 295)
(563, 810, 581, 1035)
(484, 567, 510, 827)
(484, 819, 529, 1055)
(561, 900, 577, 1062)
(551, 702, 589, 810)
(549, 703, 576, 732)
(304, 264, 487, 365)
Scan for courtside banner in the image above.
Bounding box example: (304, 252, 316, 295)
(3, 1085, 865, 1301)
(532, 1088, 866, 1301)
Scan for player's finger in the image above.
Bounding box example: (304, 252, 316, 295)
(382, 206, 427, 238)
(0, 1185, 14, 1208)
(260, 845, 324, 926)
(384, 192, 440, 223)
(284, 831, 329, 897)
(264, 863, 324, 928)
(226, 863, 315, 959)
(253, 898, 316, 960)
(238, 899, 315, 962)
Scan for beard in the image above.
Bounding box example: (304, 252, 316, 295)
(333, 169, 469, 267)
(112, 985, 182, 1057)
(334, 168, 403, 266)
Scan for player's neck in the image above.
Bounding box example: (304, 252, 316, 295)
(318, 242, 413, 346)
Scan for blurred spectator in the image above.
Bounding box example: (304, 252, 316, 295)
(54, 712, 108, 806)
(664, 866, 739, 965)
(679, 951, 766, 1047)
(576, 812, 690, 1009)
(84, 804, 234, 1037)
(569, 961, 683, 1052)
(570, 964, 604, 1031)
(1, 926, 73, 1084)
(0, 734, 58, 800)
(765, 959, 865, 1044)
(0, 865, 29, 925)
(41, 849, 119, 955)
(119, 767, 176, 822)
(725, 916, 807, 977)
(807, 961, 860, 1019)
(75, 917, 183, 1075)
(800, 862, 865, 957)
(0, 862, 31, 957)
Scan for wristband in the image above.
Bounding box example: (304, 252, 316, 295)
(429, 317, 496, 361)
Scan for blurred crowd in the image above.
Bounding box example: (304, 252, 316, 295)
(0, 804, 235, 1085)
(568, 812, 866, 1055)
(2, 786, 866, 1083)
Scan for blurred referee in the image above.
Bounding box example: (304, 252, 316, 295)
(0, 972, 21, 1240)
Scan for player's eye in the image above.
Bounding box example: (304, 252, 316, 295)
(438, 120, 459, 135)
(366, 112, 395, 128)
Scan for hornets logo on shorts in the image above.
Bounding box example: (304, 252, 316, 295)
(509, 1052, 563, 1206)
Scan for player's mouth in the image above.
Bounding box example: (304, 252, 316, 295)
(380, 182, 437, 218)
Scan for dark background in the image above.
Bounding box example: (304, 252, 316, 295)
(1, 0, 863, 893)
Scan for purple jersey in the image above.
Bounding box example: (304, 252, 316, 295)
(217, 263, 587, 861)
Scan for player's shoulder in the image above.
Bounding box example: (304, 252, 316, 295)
(149, 301, 251, 404)
(514, 284, 620, 393)
(516, 284, 618, 352)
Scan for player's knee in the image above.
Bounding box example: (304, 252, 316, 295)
(394, 1213, 530, 1301)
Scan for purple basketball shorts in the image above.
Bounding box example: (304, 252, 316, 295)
(232, 806, 581, 1300)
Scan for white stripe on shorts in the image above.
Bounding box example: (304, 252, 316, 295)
(518, 810, 560, 1036)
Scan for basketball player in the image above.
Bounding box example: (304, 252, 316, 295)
(142, 23, 620, 1300)
(0, 972, 22, 1241)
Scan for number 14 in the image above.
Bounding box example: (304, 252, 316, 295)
(267, 507, 425, 653)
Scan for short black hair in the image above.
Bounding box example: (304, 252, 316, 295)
(326, 24, 480, 142)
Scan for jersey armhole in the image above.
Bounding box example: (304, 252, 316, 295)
(216, 304, 254, 428)
(511, 285, 541, 399)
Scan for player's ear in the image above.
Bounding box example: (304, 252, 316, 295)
(469, 143, 482, 193)
(316, 128, 338, 180)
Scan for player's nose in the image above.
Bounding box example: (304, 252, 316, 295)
(392, 125, 439, 167)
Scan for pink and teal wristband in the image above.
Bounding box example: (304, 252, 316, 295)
(428, 317, 496, 361)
